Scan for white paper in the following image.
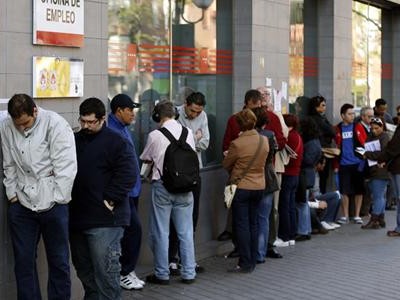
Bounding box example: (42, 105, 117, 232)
(273, 89, 281, 112)
(386, 123, 397, 132)
(364, 140, 381, 166)
(265, 77, 272, 87)
(281, 81, 288, 100)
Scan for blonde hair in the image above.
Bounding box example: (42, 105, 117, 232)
(235, 109, 257, 131)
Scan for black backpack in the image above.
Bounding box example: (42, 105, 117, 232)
(158, 126, 200, 193)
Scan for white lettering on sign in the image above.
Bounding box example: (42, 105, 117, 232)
(342, 131, 353, 139)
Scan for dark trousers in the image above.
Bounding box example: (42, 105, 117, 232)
(278, 175, 299, 241)
(232, 189, 262, 271)
(120, 196, 142, 276)
(169, 177, 201, 263)
(8, 203, 71, 300)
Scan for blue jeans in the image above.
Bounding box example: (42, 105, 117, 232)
(391, 174, 400, 232)
(369, 179, 389, 215)
(296, 201, 311, 235)
(8, 203, 70, 300)
(70, 227, 123, 300)
(257, 192, 273, 261)
(120, 196, 142, 276)
(232, 189, 263, 271)
(149, 181, 196, 280)
(278, 175, 299, 241)
(316, 191, 341, 222)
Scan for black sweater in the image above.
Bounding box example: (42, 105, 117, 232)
(70, 126, 136, 230)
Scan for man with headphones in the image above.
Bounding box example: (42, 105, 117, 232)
(140, 100, 197, 285)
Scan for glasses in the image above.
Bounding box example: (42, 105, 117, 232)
(78, 117, 100, 126)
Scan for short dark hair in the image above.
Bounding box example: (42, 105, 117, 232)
(8, 94, 36, 119)
(155, 100, 176, 119)
(340, 103, 354, 115)
(375, 98, 387, 107)
(283, 114, 299, 130)
(186, 92, 206, 106)
(252, 107, 269, 129)
(244, 89, 262, 105)
(309, 95, 326, 115)
(235, 109, 257, 131)
(79, 97, 106, 119)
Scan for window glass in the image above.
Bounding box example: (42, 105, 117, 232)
(108, 0, 232, 166)
(352, 1, 381, 107)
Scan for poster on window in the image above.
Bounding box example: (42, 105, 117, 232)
(33, 0, 84, 47)
(33, 56, 84, 98)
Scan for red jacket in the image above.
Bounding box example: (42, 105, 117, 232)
(222, 114, 240, 151)
(333, 122, 367, 170)
(284, 130, 303, 176)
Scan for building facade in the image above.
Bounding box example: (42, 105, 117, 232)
(1, 0, 400, 298)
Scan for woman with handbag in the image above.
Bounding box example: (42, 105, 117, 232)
(222, 109, 269, 273)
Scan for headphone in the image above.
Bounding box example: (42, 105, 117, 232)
(152, 103, 179, 123)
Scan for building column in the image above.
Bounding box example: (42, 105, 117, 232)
(317, 0, 353, 123)
(232, 0, 290, 112)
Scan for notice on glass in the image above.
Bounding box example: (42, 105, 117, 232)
(33, 56, 84, 98)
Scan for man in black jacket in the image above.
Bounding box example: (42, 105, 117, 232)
(69, 98, 137, 300)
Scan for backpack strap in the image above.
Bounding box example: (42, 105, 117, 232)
(158, 126, 188, 145)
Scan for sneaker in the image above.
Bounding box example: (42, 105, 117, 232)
(353, 217, 363, 224)
(288, 240, 295, 246)
(274, 238, 289, 247)
(195, 264, 205, 273)
(321, 221, 335, 231)
(129, 271, 145, 286)
(328, 222, 341, 229)
(169, 262, 181, 276)
(120, 274, 144, 290)
(337, 217, 349, 224)
(146, 274, 169, 285)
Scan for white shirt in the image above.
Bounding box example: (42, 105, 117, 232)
(140, 119, 196, 181)
(0, 108, 77, 211)
(177, 105, 210, 168)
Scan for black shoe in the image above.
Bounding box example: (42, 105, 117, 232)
(195, 264, 205, 273)
(256, 260, 265, 264)
(226, 249, 239, 258)
(295, 234, 311, 242)
(227, 265, 253, 273)
(181, 278, 196, 284)
(266, 248, 283, 259)
(217, 230, 232, 241)
(146, 274, 170, 285)
(169, 262, 181, 276)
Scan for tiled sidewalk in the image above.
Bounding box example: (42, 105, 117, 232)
(124, 211, 400, 300)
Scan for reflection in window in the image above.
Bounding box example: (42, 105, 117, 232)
(108, 0, 232, 166)
(352, 2, 381, 107)
(289, 0, 304, 104)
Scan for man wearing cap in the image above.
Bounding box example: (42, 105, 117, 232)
(108, 94, 144, 290)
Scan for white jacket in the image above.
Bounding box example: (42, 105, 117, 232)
(0, 108, 77, 212)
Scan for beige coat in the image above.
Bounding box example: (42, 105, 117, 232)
(222, 129, 269, 190)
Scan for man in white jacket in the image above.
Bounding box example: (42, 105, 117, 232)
(1, 94, 77, 300)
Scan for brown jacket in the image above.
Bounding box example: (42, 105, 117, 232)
(378, 125, 400, 174)
(222, 129, 269, 190)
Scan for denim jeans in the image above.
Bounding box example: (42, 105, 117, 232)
(70, 227, 123, 300)
(278, 175, 299, 241)
(120, 196, 142, 276)
(316, 191, 341, 222)
(391, 174, 400, 232)
(8, 202, 70, 300)
(368, 179, 389, 215)
(257, 192, 273, 261)
(232, 189, 263, 271)
(149, 181, 196, 280)
(296, 201, 311, 235)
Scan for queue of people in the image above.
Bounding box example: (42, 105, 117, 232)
(2, 91, 400, 299)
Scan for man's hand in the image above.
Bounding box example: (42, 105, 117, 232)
(104, 200, 114, 211)
(318, 201, 328, 209)
(9, 196, 18, 203)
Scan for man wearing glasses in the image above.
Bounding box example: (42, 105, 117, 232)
(69, 97, 137, 300)
(0, 94, 77, 299)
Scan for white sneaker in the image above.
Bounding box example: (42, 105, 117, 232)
(328, 222, 341, 229)
(288, 240, 295, 246)
(321, 221, 335, 231)
(129, 271, 145, 286)
(274, 238, 289, 247)
(120, 274, 143, 290)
